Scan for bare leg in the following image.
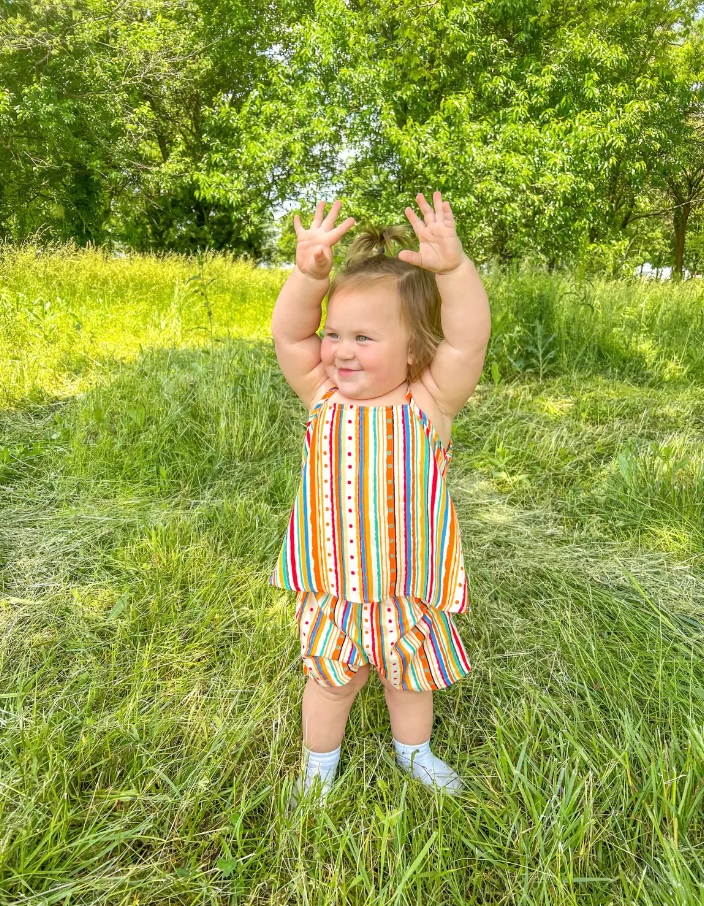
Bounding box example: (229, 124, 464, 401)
(301, 663, 372, 752)
(379, 673, 433, 744)
(378, 673, 463, 794)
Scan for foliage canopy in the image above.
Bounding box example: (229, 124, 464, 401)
(1, 0, 703, 275)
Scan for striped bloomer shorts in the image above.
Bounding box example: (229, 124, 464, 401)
(295, 590, 471, 691)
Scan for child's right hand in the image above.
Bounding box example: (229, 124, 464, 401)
(294, 200, 355, 280)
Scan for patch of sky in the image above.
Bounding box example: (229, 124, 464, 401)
(637, 264, 700, 281)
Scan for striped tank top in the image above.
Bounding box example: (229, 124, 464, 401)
(269, 382, 468, 613)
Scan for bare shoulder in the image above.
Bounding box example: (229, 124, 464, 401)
(409, 370, 454, 452)
(307, 377, 336, 414)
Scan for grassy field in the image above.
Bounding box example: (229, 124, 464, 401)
(1, 243, 703, 905)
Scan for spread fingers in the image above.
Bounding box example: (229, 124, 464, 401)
(415, 193, 436, 224)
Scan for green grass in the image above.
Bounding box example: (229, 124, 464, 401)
(1, 243, 703, 904)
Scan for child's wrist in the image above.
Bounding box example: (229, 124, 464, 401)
(437, 255, 472, 277)
(294, 264, 330, 284)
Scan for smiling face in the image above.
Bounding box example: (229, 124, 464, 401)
(321, 279, 414, 399)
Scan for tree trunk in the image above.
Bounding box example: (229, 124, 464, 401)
(672, 200, 690, 281)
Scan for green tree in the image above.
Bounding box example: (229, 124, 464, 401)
(0, 0, 309, 251)
(1, 0, 702, 270)
(222, 0, 701, 272)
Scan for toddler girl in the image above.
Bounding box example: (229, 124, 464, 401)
(269, 191, 491, 805)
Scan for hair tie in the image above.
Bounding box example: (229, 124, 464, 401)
(377, 244, 386, 255)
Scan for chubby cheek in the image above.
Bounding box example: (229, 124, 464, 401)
(320, 338, 335, 367)
(356, 347, 384, 373)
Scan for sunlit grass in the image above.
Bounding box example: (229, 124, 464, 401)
(1, 245, 703, 904)
(0, 242, 287, 407)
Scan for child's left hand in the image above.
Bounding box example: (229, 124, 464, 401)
(399, 191, 468, 275)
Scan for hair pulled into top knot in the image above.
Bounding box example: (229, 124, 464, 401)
(343, 223, 414, 267)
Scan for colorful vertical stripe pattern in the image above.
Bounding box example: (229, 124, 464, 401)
(269, 383, 469, 613)
(295, 589, 471, 691)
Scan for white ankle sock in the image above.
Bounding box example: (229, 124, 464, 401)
(393, 737, 464, 794)
(297, 743, 342, 800)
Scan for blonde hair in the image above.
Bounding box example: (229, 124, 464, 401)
(327, 224, 443, 384)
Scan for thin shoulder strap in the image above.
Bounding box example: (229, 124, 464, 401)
(310, 384, 338, 415)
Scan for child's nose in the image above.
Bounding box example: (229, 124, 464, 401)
(337, 342, 355, 359)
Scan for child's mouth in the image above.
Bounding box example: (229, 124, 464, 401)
(338, 368, 359, 376)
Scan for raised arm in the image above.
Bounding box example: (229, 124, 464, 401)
(400, 191, 491, 419)
(270, 266, 329, 343)
(271, 200, 355, 407)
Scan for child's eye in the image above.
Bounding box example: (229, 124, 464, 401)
(326, 333, 370, 341)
